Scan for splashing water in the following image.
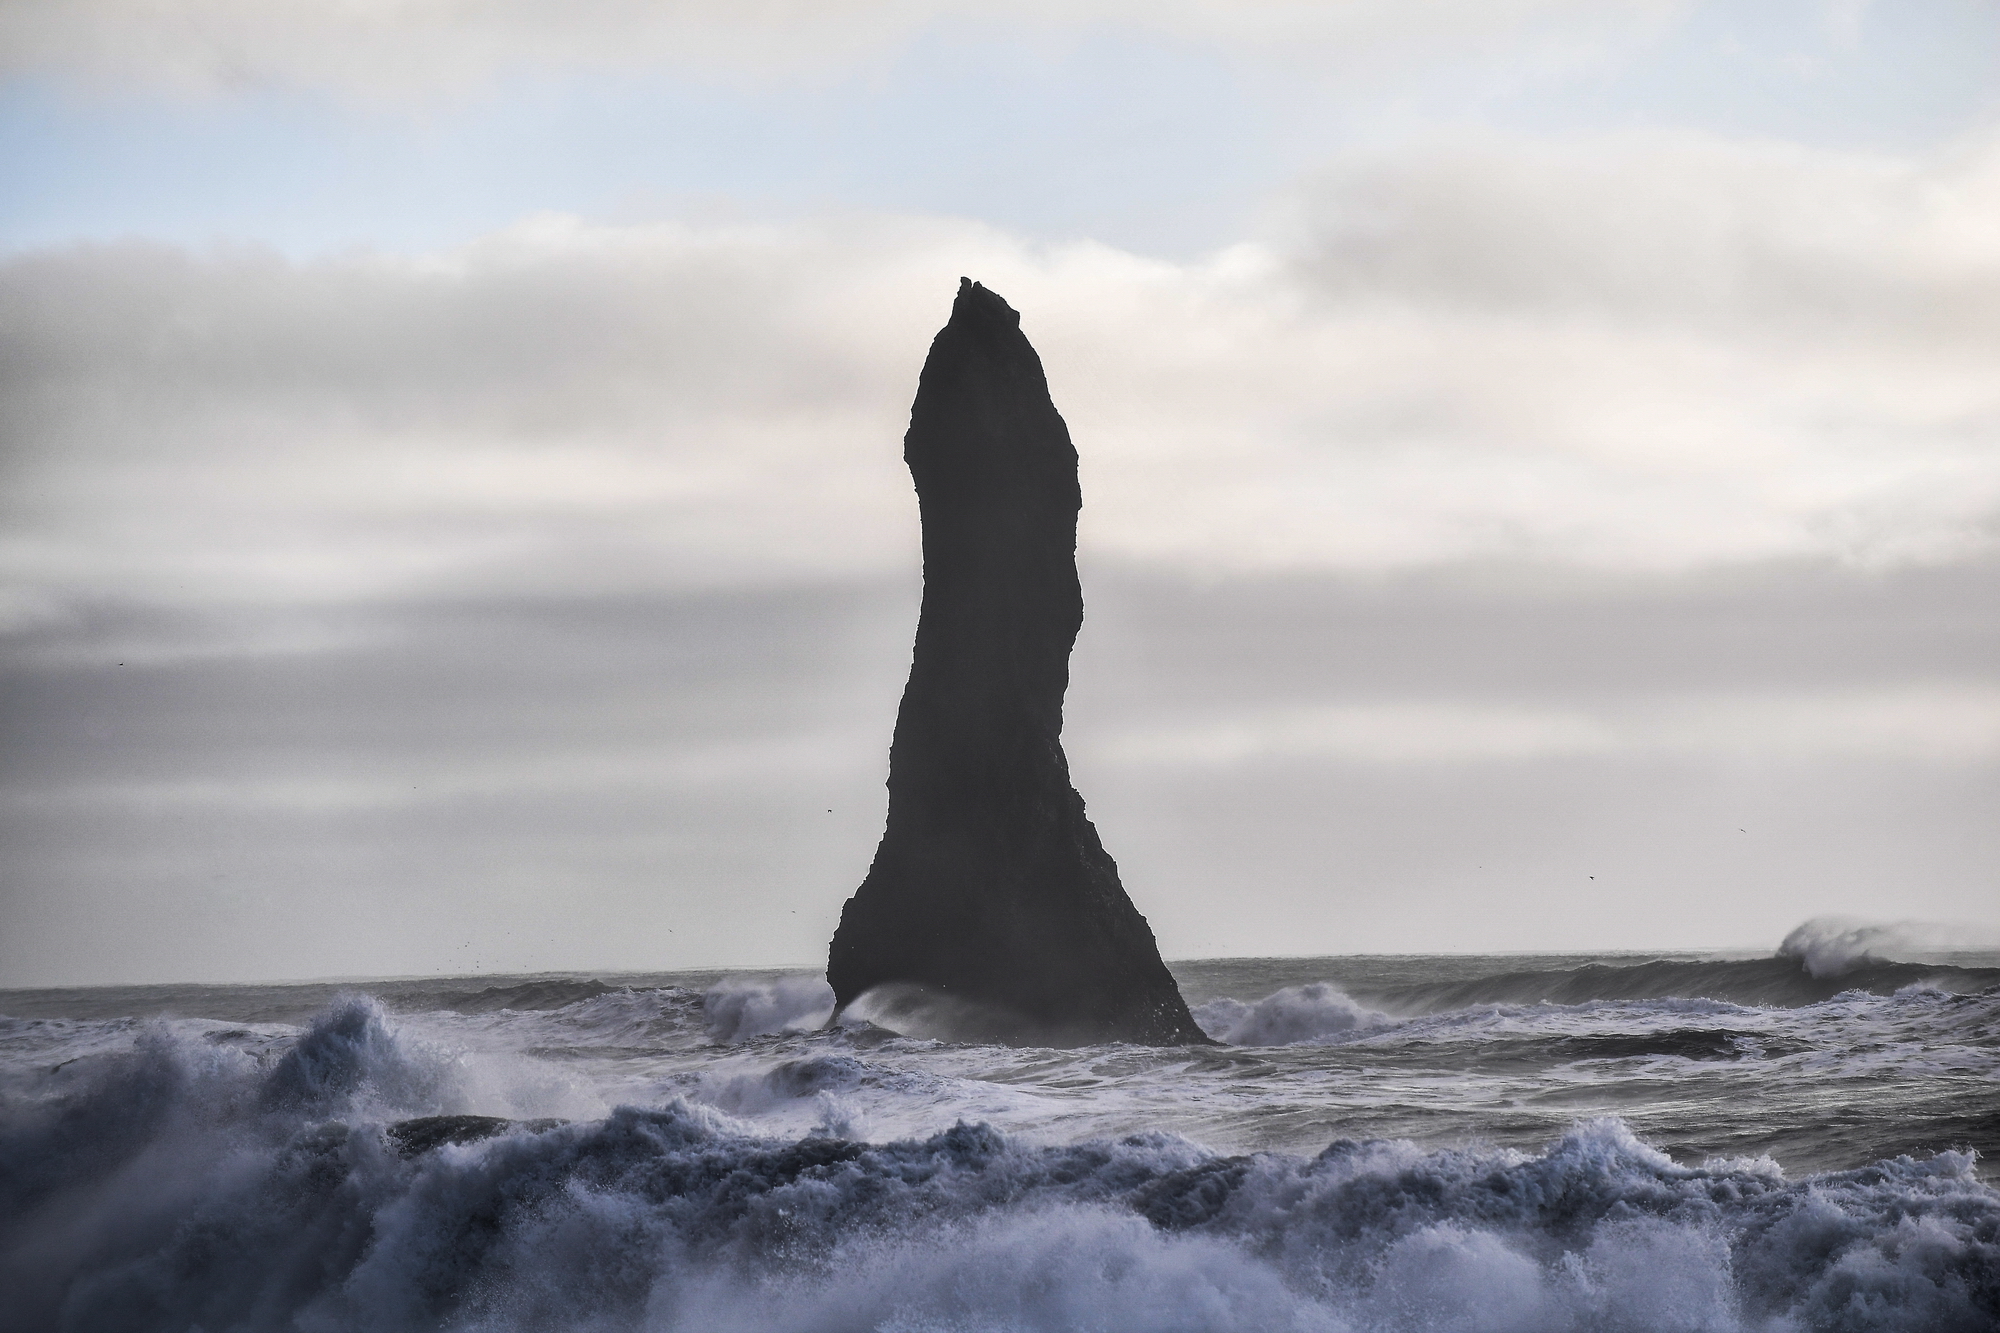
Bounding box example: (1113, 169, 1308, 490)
(2, 934, 1996, 1332)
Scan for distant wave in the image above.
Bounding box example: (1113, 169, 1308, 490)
(436, 978, 618, 1013)
(1777, 915, 2000, 978)
(1374, 953, 2000, 1014)
(1195, 983, 1390, 1046)
(1, 997, 1993, 1332)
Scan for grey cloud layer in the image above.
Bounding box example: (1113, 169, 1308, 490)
(1292, 133, 2000, 341)
(6, 124, 1998, 982)
(7, 128, 1997, 626)
(1071, 561, 2000, 763)
(5, 563, 1995, 983)
(1, 219, 938, 611)
(0, 0, 1674, 98)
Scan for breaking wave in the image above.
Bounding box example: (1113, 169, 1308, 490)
(1376, 953, 2000, 1014)
(702, 974, 837, 1044)
(1195, 983, 1390, 1046)
(1776, 915, 2000, 979)
(2, 1000, 1995, 1332)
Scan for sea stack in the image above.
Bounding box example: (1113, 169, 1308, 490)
(826, 279, 1208, 1046)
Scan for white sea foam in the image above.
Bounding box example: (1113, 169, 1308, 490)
(702, 974, 837, 1044)
(3, 1018, 1993, 1333)
(1778, 915, 2000, 978)
(1196, 983, 1390, 1046)
(2, 963, 1996, 1333)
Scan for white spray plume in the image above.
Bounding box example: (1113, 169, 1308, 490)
(1777, 916, 2000, 978)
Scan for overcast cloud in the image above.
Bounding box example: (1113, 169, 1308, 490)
(10, 126, 1997, 619)
(2, 1, 1995, 984)
(1, 0, 1682, 98)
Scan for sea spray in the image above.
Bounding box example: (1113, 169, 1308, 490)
(3, 1028, 1994, 1333)
(4, 946, 1996, 1332)
(1776, 915, 2000, 979)
(702, 975, 836, 1044)
(1194, 983, 1390, 1046)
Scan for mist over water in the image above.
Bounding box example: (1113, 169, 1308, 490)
(3, 933, 1996, 1332)
(1776, 916, 2000, 980)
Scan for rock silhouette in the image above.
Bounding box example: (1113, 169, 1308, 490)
(827, 279, 1207, 1046)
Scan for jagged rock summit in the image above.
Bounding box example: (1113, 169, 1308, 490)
(827, 278, 1208, 1046)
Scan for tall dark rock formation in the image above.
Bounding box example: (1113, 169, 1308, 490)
(827, 279, 1208, 1046)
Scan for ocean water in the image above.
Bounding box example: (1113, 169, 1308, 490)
(3, 935, 1996, 1332)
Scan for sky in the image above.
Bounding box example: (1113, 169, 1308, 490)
(2, 0, 1997, 986)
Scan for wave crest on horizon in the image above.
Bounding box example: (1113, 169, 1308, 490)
(1777, 915, 2000, 979)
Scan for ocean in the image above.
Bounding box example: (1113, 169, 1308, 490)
(3, 936, 1996, 1332)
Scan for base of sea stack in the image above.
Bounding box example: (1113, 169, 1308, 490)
(828, 794, 1213, 1046)
(835, 985, 1208, 1048)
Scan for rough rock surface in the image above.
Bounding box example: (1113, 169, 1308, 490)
(826, 279, 1208, 1046)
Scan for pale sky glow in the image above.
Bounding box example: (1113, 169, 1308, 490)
(2, 1, 1996, 985)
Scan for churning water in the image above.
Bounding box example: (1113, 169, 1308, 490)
(3, 934, 1996, 1332)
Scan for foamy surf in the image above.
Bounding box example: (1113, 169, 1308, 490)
(3, 942, 1996, 1332)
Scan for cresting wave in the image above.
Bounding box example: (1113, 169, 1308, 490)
(1356, 954, 2000, 1014)
(1776, 916, 2000, 980)
(1194, 983, 1391, 1046)
(2, 991, 1996, 1333)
